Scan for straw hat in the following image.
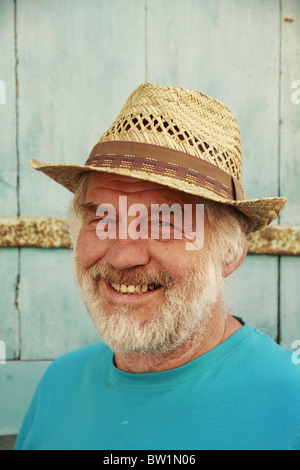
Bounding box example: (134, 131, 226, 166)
(30, 83, 287, 233)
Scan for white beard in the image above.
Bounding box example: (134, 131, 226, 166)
(73, 253, 224, 360)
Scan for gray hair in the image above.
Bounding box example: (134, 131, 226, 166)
(66, 172, 91, 249)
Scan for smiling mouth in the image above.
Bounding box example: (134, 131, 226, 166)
(108, 282, 162, 294)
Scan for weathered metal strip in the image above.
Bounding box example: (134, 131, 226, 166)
(247, 225, 300, 256)
(0, 217, 71, 248)
(0, 218, 300, 255)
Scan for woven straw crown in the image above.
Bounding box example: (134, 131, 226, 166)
(30, 83, 287, 233)
(99, 83, 242, 181)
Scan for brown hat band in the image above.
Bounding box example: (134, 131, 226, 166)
(85, 141, 246, 202)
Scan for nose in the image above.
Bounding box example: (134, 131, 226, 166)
(105, 238, 150, 271)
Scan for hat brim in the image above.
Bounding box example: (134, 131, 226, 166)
(29, 159, 287, 234)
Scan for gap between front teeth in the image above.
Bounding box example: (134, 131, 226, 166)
(110, 283, 156, 294)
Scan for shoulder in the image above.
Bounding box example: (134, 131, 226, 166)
(242, 324, 300, 391)
(247, 326, 300, 449)
(40, 341, 112, 385)
(249, 325, 299, 366)
(14, 342, 112, 450)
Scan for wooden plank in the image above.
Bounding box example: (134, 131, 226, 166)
(19, 248, 99, 360)
(17, 0, 146, 217)
(0, 360, 51, 436)
(225, 254, 278, 341)
(280, 257, 300, 348)
(280, 0, 300, 226)
(0, 2, 20, 362)
(0, 0, 18, 216)
(280, 0, 300, 348)
(147, 0, 281, 200)
(0, 249, 19, 360)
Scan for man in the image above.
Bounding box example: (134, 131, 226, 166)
(15, 83, 300, 450)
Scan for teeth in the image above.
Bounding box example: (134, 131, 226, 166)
(110, 282, 159, 294)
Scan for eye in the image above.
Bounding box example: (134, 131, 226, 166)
(89, 217, 116, 230)
(150, 219, 173, 227)
(99, 217, 116, 224)
(88, 218, 99, 226)
(90, 217, 115, 223)
(160, 220, 172, 227)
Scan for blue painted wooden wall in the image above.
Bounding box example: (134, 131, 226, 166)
(0, 0, 299, 436)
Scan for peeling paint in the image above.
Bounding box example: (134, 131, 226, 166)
(0, 218, 300, 255)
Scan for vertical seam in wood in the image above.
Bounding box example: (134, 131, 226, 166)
(277, 0, 282, 345)
(144, 0, 148, 82)
(278, 0, 282, 205)
(14, 0, 20, 217)
(14, 0, 21, 360)
(277, 255, 281, 344)
(14, 250, 21, 359)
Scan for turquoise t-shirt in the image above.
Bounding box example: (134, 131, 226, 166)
(15, 322, 300, 450)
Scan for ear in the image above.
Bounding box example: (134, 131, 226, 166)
(222, 229, 248, 278)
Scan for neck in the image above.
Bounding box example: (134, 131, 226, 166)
(114, 304, 242, 373)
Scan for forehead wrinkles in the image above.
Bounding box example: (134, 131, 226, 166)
(86, 174, 198, 205)
(87, 173, 167, 193)
(83, 192, 200, 224)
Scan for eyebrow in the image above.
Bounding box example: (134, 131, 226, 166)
(77, 202, 114, 218)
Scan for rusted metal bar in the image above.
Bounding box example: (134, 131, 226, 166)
(0, 217, 70, 248)
(247, 225, 300, 256)
(0, 217, 300, 255)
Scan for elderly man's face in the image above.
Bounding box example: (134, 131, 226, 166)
(74, 173, 222, 356)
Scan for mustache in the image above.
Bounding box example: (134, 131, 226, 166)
(87, 263, 174, 289)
